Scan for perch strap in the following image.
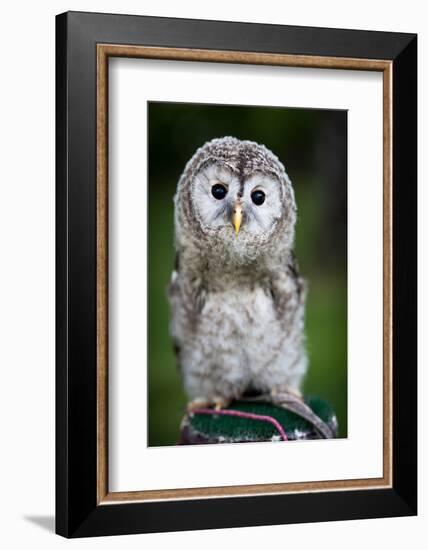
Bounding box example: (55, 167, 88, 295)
(245, 392, 335, 439)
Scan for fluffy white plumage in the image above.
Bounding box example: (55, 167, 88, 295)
(168, 137, 307, 407)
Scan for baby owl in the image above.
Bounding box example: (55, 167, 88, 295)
(168, 137, 307, 410)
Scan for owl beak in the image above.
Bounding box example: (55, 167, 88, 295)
(232, 202, 243, 236)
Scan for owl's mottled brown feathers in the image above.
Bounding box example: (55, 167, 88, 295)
(168, 137, 307, 406)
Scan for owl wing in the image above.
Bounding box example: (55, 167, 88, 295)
(287, 251, 306, 304)
(270, 252, 307, 325)
(167, 252, 206, 372)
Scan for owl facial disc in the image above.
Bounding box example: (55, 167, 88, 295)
(175, 137, 297, 260)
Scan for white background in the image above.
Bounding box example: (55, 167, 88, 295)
(109, 59, 383, 492)
(0, 1, 425, 548)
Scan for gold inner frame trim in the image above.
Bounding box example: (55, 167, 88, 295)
(96, 44, 393, 505)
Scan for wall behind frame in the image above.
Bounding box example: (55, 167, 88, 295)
(0, 0, 424, 549)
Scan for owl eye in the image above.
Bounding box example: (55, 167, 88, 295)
(211, 183, 228, 200)
(251, 189, 266, 206)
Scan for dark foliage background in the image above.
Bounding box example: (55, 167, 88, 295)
(148, 102, 347, 445)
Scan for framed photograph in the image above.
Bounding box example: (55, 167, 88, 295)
(56, 11, 417, 537)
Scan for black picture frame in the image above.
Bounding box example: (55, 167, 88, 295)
(56, 10, 417, 538)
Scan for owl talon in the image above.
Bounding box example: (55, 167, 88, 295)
(187, 398, 211, 413)
(186, 397, 230, 414)
(187, 397, 230, 413)
(214, 397, 230, 411)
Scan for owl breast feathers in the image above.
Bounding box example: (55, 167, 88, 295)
(168, 137, 307, 406)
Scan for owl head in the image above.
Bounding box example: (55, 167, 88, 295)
(174, 137, 297, 263)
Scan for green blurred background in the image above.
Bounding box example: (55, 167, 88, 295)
(148, 102, 347, 445)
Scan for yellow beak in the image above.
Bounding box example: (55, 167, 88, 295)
(232, 202, 243, 236)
